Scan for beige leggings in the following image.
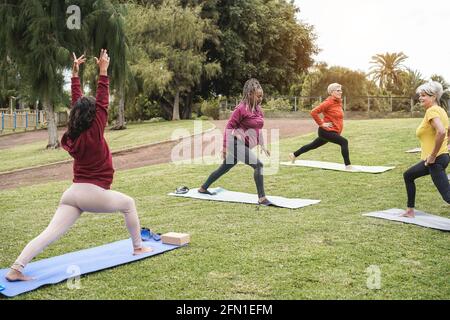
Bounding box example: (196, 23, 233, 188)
(12, 183, 142, 272)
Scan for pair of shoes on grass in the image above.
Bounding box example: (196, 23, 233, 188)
(141, 228, 161, 241)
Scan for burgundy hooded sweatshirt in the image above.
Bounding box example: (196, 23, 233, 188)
(61, 75, 114, 190)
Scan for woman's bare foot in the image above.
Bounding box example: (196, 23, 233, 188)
(133, 246, 154, 255)
(345, 165, 360, 172)
(288, 153, 296, 163)
(258, 197, 274, 206)
(198, 187, 216, 195)
(400, 208, 415, 218)
(5, 269, 33, 282)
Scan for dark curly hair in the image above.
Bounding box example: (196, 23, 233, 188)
(66, 97, 97, 140)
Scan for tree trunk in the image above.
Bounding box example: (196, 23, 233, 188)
(172, 89, 180, 121)
(112, 86, 126, 130)
(182, 92, 193, 119)
(160, 101, 173, 120)
(44, 101, 60, 149)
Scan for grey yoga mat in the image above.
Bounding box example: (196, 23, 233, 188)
(363, 208, 450, 231)
(281, 160, 395, 173)
(405, 147, 421, 153)
(168, 187, 320, 209)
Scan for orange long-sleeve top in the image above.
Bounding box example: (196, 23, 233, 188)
(310, 96, 344, 134)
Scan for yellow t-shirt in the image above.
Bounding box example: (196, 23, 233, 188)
(416, 105, 449, 160)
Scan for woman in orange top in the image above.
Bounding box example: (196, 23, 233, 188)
(289, 83, 355, 170)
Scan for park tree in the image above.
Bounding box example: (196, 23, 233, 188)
(123, 2, 173, 120)
(0, 56, 26, 110)
(162, 0, 221, 120)
(124, 0, 221, 120)
(199, 0, 318, 97)
(369, 52, 408, 93)
(76, 0, 130, 130)
(302, 63, 377, 110)
(431, 74, 450, 109)
(396, 69, 426, 97)
(430, 74, 449, 91)
(0, 0, 73, 148)
(0, 0, 131, 147)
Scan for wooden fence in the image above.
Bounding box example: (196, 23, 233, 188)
(0, 111, 69, 132)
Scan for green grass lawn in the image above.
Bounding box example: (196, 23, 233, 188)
(0, 118, 449, 299)
(0, 120, 214, 173)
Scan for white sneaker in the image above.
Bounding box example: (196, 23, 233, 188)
(345, 165, 361, 172)
(288, 153, 296, 163)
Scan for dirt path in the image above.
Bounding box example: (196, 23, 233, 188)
(0, 129, 67, 150)
(0, 119, 316, 190)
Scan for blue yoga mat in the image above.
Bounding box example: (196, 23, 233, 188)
(0, 238, 184, 298)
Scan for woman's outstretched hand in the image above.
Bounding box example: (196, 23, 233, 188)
(95, 49, 110, 76)
(72, 53, 86, 77)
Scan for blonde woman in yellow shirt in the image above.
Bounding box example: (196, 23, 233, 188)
(402, 82, 450, 218)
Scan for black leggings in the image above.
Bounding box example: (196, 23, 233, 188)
(403, 153, 450, 208)
(293, 127, 351, 166)
(202, 137, 265, 198)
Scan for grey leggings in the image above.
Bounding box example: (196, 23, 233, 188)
(202, 137, 265, 198)
(12, 183, 143, 272)
(403, 153, 450, 208)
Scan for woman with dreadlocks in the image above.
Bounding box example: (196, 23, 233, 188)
(198, 78, 273, 206)
(5, 50, 152, 282)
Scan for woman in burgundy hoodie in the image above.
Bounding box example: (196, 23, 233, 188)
(5, 50, 152, 282)
(198, 78, 273, 206)
(289, 83, 357, 171)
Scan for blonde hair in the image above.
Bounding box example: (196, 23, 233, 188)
(327, 83, 342, 95)
(416, 81, 443, 106)
(242, 78, 263, 111)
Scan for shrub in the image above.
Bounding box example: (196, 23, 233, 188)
(148, 117, 166, 123)
(262, 98, 292, 112)
(200, 97, 221, 120)
(126, 94, 162, 121)
(219, 110, 232, 120)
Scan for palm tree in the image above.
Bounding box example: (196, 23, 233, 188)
(431, 74, 450, 109)
(369, 52, 408, 92)
(430, 74, 449, 91)
(398, 68, 425, 96)
(84, 0, 129, 130)
(0, 0, 130, 147)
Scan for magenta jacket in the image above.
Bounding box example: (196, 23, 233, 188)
(223, 102, 265, 151)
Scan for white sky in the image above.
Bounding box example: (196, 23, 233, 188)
(295, 0, 450, 82)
